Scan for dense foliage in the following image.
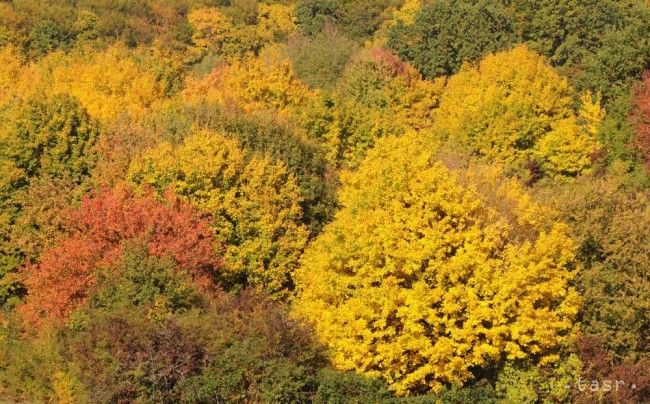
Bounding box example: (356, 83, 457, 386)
(294, 134, 580, 395)
(0, 0, 648, 402)
(0, 94, 99, 304)
(21, 187, 222, 324)
(432, 45, 602, 179)
(127, 130, 308, 298)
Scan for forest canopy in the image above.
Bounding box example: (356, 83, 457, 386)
(0, 0, 648, 402)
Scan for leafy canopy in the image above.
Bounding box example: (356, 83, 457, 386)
(127, 130, 309, 299)
(294, 133, 580, 395)
(0, 94, 98, 304)
(387, 0, 517, 78)
(302, 47, 444, 169)
(432, 45, 602, 179)
(20, 187, 221, 324)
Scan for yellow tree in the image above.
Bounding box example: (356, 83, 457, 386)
(433, 45, 602, 179)
(293, 133, 580, 395)
(188, 4, 295, 59)
(49, 45, 170, 121)
(183, 46, 316, 119)
(255, 3, 296, 43)
(187, 7, 235, 52)
(127, 130, 308, 299)
(0, 45, 49, 103)
(0, 45, 25, 104)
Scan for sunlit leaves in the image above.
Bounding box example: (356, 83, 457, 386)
(432, 46, 602, 179)
(294, 134, 580, 395)
(128, 130, 308, 299)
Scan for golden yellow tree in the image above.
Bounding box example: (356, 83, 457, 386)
(127, 130, 308, 299)
(188, 4, 295, 59)
(433, 45, 602, 178)
(293, 133, 580, 395)
(49, 45, 170, 121)
(0, 45, 50, 103)
(256, 3, 296, 42)
(0, 45, 25, 104)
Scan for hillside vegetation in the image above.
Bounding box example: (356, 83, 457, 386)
(0, 0, 648, 402)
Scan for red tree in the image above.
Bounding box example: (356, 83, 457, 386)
(21, 187, 222, 324)
(574, 335, 650, 403)
(631, 70, 650, 173)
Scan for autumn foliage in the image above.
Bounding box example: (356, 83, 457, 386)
(631, 71, 650, 173)
(127, 130, 308, 299)
(21, 187, 221, 324)
(0, 0, 649, 401)
(294, 134, 580, 395)
(432, 45, 602, 179)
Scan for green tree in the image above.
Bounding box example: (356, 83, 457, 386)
(295, 0, 399, 40)
(27, 20, 71, 59)
(287, 27, 359, 91)
(0, 94, 98, 304)
(387, 0, 650, 104)
(533, 174, 650, 360)
(387, 0, 517, 78)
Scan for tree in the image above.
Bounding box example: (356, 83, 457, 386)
(532, 174, 650, 360)
(572, 336, 650, 403)
(386, 0, 650, 105)
(527, 0, 650, 102)
(0, 45, 27, 104)
(511, 0, 624, 68)
(293, 133, 580, 395)
(313, 369, 393, 403)
(188, 5, 262, 59)
(387, 0, 517, 78)
(50, 44, 175, 121)
(188, 3, 296, 60)
(371, 0, 424, 46)
(192, 104, 337, 236)
(3, 254, 331, 403)
(188, 7, 235, 52)
(432, 45, 602, 179)
(493, 357, 582, 403)
(63, 288, 329, 403)
(9, 176, 81, 280)
(596, 90, 648, 185)
(127, 130, 309, 299)
(20, 187, 222, 324)
(89, 116, 162, 188)
(141, 101, 337, 235)
(27, 20, 71, 59)
(0, 94, 99, 305)
(183, 47, 317, 119)
(287, 26, 359, 91)
(302, 47, 444, 168)
(631, 71, 650, 174)
(70, 0, 192, 49)
(294, 0, 399, 40)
